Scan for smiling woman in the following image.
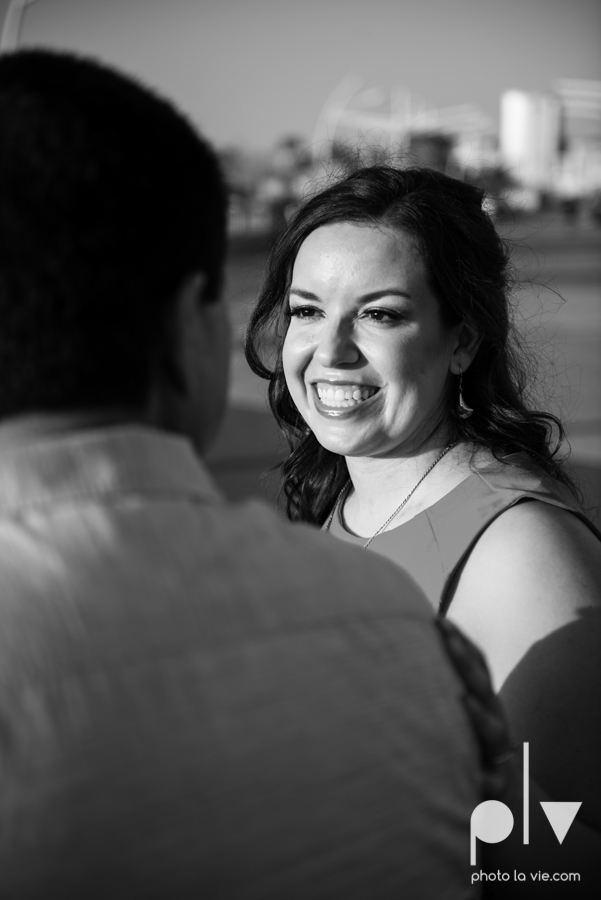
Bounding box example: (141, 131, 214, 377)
(245, 166, 601, 879)
(282, 222, 474, 462)
(246, 167, 580, 527)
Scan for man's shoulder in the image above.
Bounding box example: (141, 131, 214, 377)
(0, 485, 431, 620)
(0, 421, 431, 630)
(207, 497, 431, 621)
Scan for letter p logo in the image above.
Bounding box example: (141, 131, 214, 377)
(470, 800, 514, 865)
(469, 744, 581, 864)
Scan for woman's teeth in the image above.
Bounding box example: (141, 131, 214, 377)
(316, 384, 377, 408)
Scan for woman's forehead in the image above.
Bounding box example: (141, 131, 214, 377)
(293, 222, 426, 285)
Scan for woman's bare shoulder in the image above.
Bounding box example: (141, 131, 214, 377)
(447, 499, 601, 684)
(486, 493, 598, 550)
(456, 497, 600, 600)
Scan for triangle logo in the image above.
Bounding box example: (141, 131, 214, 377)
(540, 802, 582, 844)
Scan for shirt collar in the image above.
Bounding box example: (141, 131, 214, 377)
(0, 424, 222, 516)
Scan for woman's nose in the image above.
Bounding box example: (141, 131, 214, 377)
(314, 319, 359, 367)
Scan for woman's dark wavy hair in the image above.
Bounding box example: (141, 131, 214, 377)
(245, 165, 578, 524)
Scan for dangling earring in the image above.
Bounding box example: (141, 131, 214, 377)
(457, 366, 473, 419)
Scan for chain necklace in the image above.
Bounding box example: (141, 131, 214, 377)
(324, 441, 457, 549)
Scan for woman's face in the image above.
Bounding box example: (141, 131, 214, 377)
(282, 222, 463, 458)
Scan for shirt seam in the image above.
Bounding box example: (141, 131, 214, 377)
(0, 608, 437, 696)
(0, 486, 220, 524)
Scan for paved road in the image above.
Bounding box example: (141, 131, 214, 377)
(207, 212, 601, 515)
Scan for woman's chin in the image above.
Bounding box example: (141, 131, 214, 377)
(305, 413, 430, 459)
(306, 422, 383, 458)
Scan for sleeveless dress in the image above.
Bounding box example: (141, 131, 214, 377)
(327, 460, 601, 614)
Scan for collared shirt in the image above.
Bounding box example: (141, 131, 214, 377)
(0, 425, 480, 898)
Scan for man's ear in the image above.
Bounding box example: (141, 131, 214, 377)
(147, 270, 229, 453)
(147, 272, 207, 418)
(175, 272, 209, 341)
(154, 273, 207, 397)
(449, 320, 482, 375)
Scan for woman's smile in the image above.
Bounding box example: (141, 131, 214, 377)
(312, 383, 380, 415)
(282, 222, 462, 458)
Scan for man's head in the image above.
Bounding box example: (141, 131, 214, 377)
(0, 49, 230, 451)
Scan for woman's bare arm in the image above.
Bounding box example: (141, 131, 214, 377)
(446, 501, 601, 830)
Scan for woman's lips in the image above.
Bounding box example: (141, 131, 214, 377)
(311, 382, 380, 417)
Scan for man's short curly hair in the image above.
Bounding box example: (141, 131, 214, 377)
(0, 49, 228, 416)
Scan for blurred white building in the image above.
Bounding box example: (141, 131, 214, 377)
(499, 90, 561, 209)
(554, 78, 601, 196)
(500, 81, 601, 208)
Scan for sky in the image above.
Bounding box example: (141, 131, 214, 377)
(4, 0, 601, 150)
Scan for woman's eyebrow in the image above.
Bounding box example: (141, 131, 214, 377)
(361, 289, 412, 301)
(289, 288, 320, 300)
(289, 288, 412, 301)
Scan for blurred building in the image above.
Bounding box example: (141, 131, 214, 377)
(555, 78, 601, 202)
(499, 90, 561, 208)
(312, 81, 496, 172)
(225, 78, 601, 234)
(500, 81, 601, 210)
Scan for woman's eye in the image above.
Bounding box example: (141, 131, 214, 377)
(289, 306, 320, 319)
(363, 308, 399, 323)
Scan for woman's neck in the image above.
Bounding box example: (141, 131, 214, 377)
(342, 440, 474, 538)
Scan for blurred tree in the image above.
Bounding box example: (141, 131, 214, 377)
(272, 134, 310, 176)
(219, 146, 260, 198)
(407, 132, 454, 172)
(463, 165, 517, 216)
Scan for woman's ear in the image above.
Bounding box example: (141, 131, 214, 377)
(449, 321, 482, 375)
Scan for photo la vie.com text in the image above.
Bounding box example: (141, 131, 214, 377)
(472, 870, 580, 885)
